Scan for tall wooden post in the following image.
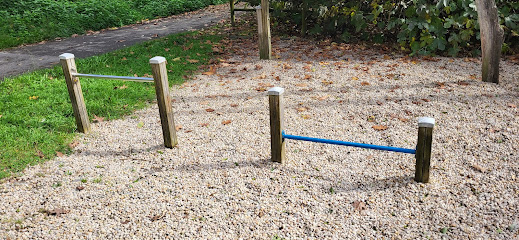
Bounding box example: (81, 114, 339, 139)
(268, 87, 286, 163)
(59, 53, 90, 133)
(230, 0, 236, 26)
(415, 117, 435, 183)
(301, 0, 308, 36)
(256, 0, 271, 60)
(150, 56, 178, 148)
(476, 0, 504, 84)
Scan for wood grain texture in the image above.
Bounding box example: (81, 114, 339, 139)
(257, 0, 271, 60)
(476, 0, 504, 84)
(60, 56, 90, 133)
(269, 95, 286, 163)
(415, 127, 433, 183)
(150, 59, 178, 148)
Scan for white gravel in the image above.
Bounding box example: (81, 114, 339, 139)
(1, 34, 518, 239)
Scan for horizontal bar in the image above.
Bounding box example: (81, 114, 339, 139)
(72, 73, 154, 82)
(282, 132, 416, 154)
(234, 8, 256, 12)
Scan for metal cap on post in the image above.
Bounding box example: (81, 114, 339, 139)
(268, 87, 286, 163)
(415, 117, 435, 183)
(150, 56, 177, 148)
(59, 53, 91, 133)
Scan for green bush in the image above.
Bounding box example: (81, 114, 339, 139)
(245, 0, 519, 56)
(0, 0, 227, 49)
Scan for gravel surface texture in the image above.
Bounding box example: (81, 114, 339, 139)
(1, 26, 519, 239)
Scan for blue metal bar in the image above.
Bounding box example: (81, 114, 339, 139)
(282, 132, 416, 154)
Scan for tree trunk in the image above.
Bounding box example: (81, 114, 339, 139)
(476, 0, 504, 84)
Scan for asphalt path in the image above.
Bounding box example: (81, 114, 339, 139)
(0, 4, 231, 81)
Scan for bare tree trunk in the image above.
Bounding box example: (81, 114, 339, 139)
(476, 0, 504, 84)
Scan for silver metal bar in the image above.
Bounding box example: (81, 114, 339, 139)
(72, 73, 154, 82)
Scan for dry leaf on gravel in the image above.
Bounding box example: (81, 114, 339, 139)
(471, 164, 487, 173)
(296, 107, 308, 112)
(175, 125, 183, 131)
(76, 186, 85, 191)
(200, 123, 209, 127)
(301, 115, 311, 119)
(205, 108, 215, 112)
(222, 120, 232, 125)
(45, 208, 70, 216)
(508, 103, 517, 108)
(255, 65, 263, 70)
(361, 81, 370, 86)
(230, 104, 238, 107)
(56, 152, 64, 157)
(372, 125, 388, 131)
(93, 115, 104, 123)
(203, 66, 217, 75)
(352, 201, 367, 212)
(68, 141, 79, 149)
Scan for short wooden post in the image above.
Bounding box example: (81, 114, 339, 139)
(415, 117, 435, 183)
(268, 87, 286, 163)
(150, 56, 177, 148)
(59, 53, 90, 133)
(230, 0, 236, 26)
(256, 0, 271, 60)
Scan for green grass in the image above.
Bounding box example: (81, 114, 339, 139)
(0, 30, 223, 179)
(0, 0, 227, 49)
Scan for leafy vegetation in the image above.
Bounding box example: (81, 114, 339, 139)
(0, 30, 223, 179)
(245, 0, 519, 56)
(0, 0, 226, 49)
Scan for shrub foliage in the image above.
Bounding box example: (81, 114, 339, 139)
(245, 0, 519, 56)
(0, 0, 226, 49)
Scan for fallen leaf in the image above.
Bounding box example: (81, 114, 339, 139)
(317, 96, 329, 101)
(321, 80, 333, 85)
(222, 120, 232, 125)
(457, 81, 469, 86)
(372, 125, 388, 131)
(149, 215, 163, 222)
(361, 81, 370, 86)
(303, 75, 312, 80)
(508, 103, 517, 108)
(353, 201, 367, 212)
(0, 115, 2, 118)
(376, 101, 383, 105)
(352, 76, 359, 81)
(137, 121, 144, 128)
(295, 83, 307, 87)
(172, 57, 181, 61)
(76, 186, 84, 191)
(56, 152, 64, 157)
(175, 125, 183, 131)
(203, 66, 217, 75)
(115, 85, 128, 90)
(200, 123, 209, 127)
(121, 220, 130, 224)
(255, 87, 267, 92)
(205, 108, 215, 112)
(47, 208, 70, 216)
(255, 65, 263, 70)
(29, 96, 39, 100)
(367, 116, 376, 122)
(187, 59, 199, 63)
(35, 150, 45, 159)
(471, 164, 486, 173)
(275, 76, 280, 81)
(296, 107, 308, 112)
(164, 48, 170, 52)
(122, 57, 127, 61)
(93, 115, 104, 123)
(68, 141, 79, 149)
(301, 115, 311, 119)
(230, 104, 238, 107)
(282, 63, 293, 69)
(398, 117, 409, 122)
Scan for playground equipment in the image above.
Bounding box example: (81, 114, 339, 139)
(59, 53, 178, 148)
(267, 87, 435, 183)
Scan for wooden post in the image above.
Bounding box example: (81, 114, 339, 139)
(256, 0, 271, 60)
(230, 0, 236, 26)
(59, 53, 90, 133)
(476, 0, 504, 84)
(150, 56, 178, 148)
(301, 0, 308, 36)
(268, 87, 286, 163)
(415, 117, 435, 183)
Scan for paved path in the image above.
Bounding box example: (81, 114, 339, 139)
(0, 4, 231, 80)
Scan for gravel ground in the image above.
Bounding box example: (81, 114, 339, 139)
(1, 30, 519, 239)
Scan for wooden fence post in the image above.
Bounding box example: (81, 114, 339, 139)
(230, 0, 236, 26)
(301, 0, 308, 36)
(150, 56, 178, 148)
(256, 0, 271, 60)
(59, 53, 90, 133)
(268, 87, 286, 163)
(476, 0, 504, 84)
(415, 117, 435, 183)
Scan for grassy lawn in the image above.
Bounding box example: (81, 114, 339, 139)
(0, 30, 223, 179)
(0, 0, 226, 49)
